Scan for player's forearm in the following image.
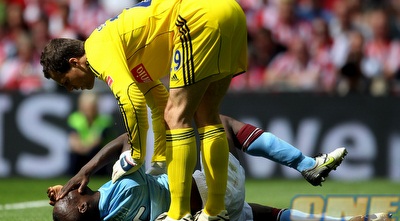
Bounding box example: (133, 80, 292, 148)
(80, 133, 129, 176)
(144, 82, 168, 162)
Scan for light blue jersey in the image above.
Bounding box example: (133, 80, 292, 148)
(98, 166, 170, 221)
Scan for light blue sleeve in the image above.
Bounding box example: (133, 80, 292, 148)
(99, 167, 151, 221)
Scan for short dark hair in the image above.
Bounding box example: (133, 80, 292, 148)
(53, 196, 78, 221)
(52, 197, 85, 221)
(52, 191, 100, 221)
(40, 38, 85, 79)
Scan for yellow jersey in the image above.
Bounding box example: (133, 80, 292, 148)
(84, 0, 247, 164)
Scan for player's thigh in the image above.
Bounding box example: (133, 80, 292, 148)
(194, 76, 232, 127)
(165, 77, 214, 129)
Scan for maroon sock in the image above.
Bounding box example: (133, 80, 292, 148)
(274, 208, 286, 221)
(251, 203, 285, 221)
(236, 124, 264, 151)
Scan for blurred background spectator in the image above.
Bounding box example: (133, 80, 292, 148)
(0, 31, 43, 94)
(230, 27, 285, 91)
(68, 0, 109, 39)
(264, 37, 322, 92)
(0, 0, 135, 94)
(363, 7, 400, 96)
(335, 30, 370, 95)
(254, 0, 313, 49)
(67, 91, 114, 175)
(296, 0, 333, 22)
(308, 17, 337, 93)
(1, 0, 400, 96)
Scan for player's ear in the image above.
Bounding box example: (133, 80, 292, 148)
(68, 58, 80, 67)
(77, 202, 88, 214)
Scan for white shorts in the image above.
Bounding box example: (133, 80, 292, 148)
(192, 153, 254, 221)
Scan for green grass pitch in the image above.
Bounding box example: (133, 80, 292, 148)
(0, 177, 398, 220)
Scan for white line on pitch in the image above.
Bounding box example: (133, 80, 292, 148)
(0, 200, 49, 210)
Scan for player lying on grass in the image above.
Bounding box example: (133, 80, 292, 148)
(49, 115, 352, 220)
(48, 132, 269, 221)
(47, 132, 389, 221)
(57, 114, 348, 201)
(109, 114, 347, 187)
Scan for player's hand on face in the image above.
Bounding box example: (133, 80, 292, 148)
(47, 185, 63, 206)
(57, 171, 90, 200)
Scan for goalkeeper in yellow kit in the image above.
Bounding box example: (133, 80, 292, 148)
(40, 0, 247, 220)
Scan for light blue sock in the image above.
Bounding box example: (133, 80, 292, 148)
(280, 209, 350, 221)
(246, 132, 315, 172)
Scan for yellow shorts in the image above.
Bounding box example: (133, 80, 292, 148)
(169, 0, 248, 88)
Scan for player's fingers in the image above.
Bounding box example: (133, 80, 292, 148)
(56, 193, 63, 200)
(47, 190, 55, 200)
(78, 180, 88, 193)
(57, 185, 73, 200)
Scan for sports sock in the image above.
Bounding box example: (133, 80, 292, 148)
(237, 124, 315, 172)
(166, 128, 197, 219)
(199, 124, 229, 216)
(280, 209, 353, 221)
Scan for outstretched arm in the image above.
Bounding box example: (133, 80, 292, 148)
(57, 133, 130, 199)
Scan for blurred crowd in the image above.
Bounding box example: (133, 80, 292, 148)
(233, 0, 400, 96)
(1, 0, 400, 96)
(0, 0, 134, 94)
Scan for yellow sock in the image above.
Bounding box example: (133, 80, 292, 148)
(198, 124, 228, 215)
(166, 128, 197, 219)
